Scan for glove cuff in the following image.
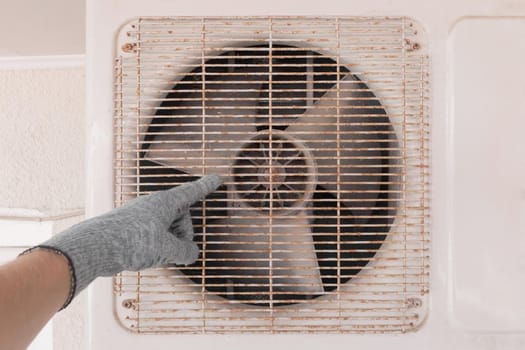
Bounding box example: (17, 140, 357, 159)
(19, 245, 77, 310)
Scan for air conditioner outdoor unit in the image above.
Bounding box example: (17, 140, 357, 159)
(87, 0, 525, 349)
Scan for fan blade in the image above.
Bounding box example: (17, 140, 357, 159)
(204, 212, 323, 303)
(286, 74, 394, 220)
(143, 73, 263, 176)
(144, 134, 245, 177)
(137, 159, 201, 193)
(272, 214, 325, 296)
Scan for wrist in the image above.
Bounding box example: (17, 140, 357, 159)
(19, 247, 75, 310)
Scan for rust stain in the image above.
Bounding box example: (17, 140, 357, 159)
(122, 42, 137, 53)
(404, 38, 420, 52)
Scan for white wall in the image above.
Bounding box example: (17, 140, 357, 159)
(0, 69, 85, 212)
(0, 67, 87, 350)
(0, 0, 85, 57)
(0, 1, 88, 349)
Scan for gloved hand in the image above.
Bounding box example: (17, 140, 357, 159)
(25, 175, 222, 309)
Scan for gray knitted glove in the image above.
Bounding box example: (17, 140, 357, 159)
(27, 175, 222, 309)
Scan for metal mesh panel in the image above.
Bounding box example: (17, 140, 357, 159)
(113, 16, 430, 334)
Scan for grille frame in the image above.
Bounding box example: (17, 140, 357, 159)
(113, 16, 430, 334)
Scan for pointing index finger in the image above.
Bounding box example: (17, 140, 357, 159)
(168, 174, 223, 207)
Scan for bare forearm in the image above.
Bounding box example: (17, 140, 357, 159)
(0, 177, 220, 349)
(0, 249, 70, 350)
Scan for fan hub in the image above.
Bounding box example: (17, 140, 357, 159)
(233, 131, 317, 212)
(258, 167, 285, 189)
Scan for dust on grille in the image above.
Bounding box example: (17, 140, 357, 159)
(113, 16, 430, 334)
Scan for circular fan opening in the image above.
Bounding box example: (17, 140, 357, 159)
(139, 44, 398, 306)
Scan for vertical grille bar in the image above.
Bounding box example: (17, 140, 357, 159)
(335, 17, 342, 332)
(114, 57, 124, 295)
(267, 16, 275, 329)
(419, 55, 428, 296)
(135, 17, 143, 333)
(200, 17, 207, 332)
(400, 16, 408, 332)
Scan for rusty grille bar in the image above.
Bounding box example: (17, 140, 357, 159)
(113, 16, 430, 334)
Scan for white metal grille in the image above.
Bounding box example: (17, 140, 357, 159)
(113, 16, 430, 334)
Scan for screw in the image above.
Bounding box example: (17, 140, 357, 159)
(122, 43, 137, 53)
(407, 297, 422, 308)
(122, 299, 137, 309)
(404, 39, 420, 52)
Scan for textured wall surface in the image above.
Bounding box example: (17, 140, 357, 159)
(0, 67, 87, 349)
(0, 68, 85, 213)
